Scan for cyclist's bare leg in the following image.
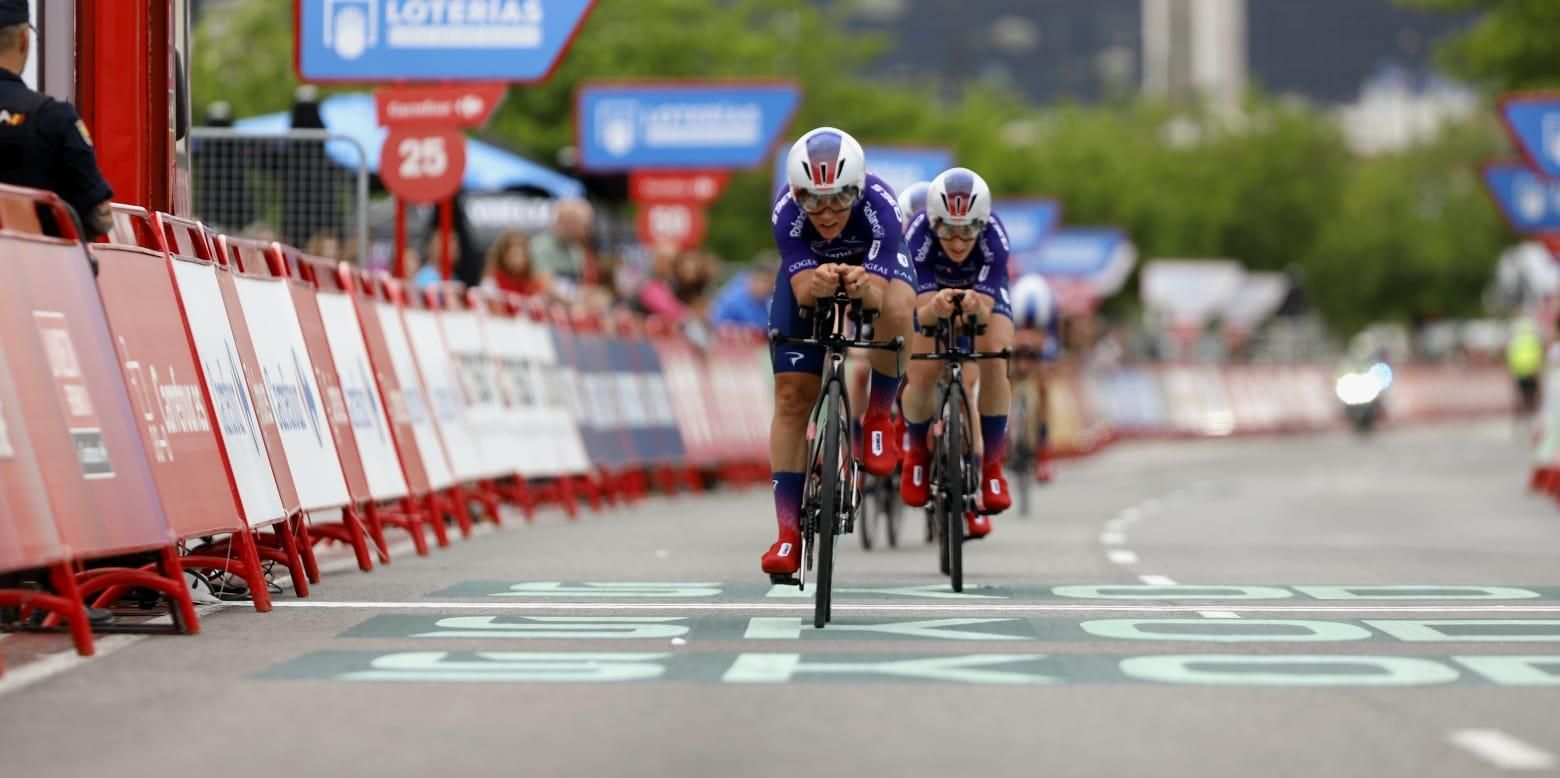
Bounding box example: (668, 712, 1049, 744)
(771, 373, 821, 473)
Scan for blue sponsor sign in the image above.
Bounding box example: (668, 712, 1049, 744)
(1498, 94, 1560, 179)
(771, 145, 953, 203)
(994, 199, 1062, 270)
(1019, 228, 1129, 278)
(1482, 162, 1560, 234)
(577, 82, 801, 171)
(296, 0, 595, 82)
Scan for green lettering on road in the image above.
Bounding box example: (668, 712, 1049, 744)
(1118, 655, 1461, 686)
(1366, 620, 1560, 642)
(339, 652, 669, 682)
(720, 654, 1057, 684)
(742, 617, 1032, 641)
(1052, 585, 1293, 600)
(1454, 656, 1560, 686)
(1082, 619, 1372, 643)
(494, 582, 724, 598)
(1295, 586, 1542, 600)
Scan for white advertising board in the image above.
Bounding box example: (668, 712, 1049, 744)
(232, 276, 351, 511)
(315, 293, 410, 501)
(375, 303, 456, 490)
(168, 260, 286, 527)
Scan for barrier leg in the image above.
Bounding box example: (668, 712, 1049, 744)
(49, 562, 95, 657)
(361, 503, 393, 564)
(272, 522, 310, 598)
(474, 480, 505, 527)
(305, 507, 376, 572)
(417, 496, 451, 548)
(293, 516, 322, 585)
(445, 487, 475, 539)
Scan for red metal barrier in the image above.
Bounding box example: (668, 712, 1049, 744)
(90, 206, 277, 612)
(153, 212, 313, 597)
(0, 186, 196, 652)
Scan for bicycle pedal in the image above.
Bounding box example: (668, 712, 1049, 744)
(976, 507, 1004, 516)
(769, 574, 803, 588)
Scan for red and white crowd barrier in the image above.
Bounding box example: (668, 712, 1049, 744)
(0, 185, 770, 671)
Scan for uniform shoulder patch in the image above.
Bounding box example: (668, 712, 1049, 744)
(75, 120, 94, 147)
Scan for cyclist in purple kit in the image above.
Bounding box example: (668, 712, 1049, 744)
(899, 167, 1014, 538)
(762, 127, 918, 577)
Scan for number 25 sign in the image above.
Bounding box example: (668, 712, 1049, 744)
(374, 84, 505, 204)
(380, 130, 467, 203)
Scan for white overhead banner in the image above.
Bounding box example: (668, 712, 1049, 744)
(1140, 259, 1247, 328)
(168, 261, 287, 527)
(375, 302, 456, 490)
(1223, 272, 1291, 331)
(232, 275, 352, 512)
(315, 293, 409, 502)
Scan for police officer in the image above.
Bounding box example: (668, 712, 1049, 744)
(0, 0, 113, 241)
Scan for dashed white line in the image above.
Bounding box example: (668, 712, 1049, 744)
(1138, 575, 1178, 586)
(1117, 508, 1142, 523)
(1199, 611, 1241, 619)
(1108, 550, 1140, 565)
(1100, 532, 1127, 545)
(1448, 730, 1556, 771)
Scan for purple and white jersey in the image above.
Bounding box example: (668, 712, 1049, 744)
(905, 211, 1011, 303)
(771, 173, 907, 284)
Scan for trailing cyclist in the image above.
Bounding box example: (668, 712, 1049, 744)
(762, 127, 918, 577)
(897, 180, 931, 232)
(899, 167, 1014, 538)
(1010, 272, 1061, 482)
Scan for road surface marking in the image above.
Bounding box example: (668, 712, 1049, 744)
(1109, 550, 1140, 565)
(1139, 575, 1178, 586)
(1100, 532, 1127, 545)
(262, 600, 1560, 615)
(1448, 730, 1556, 770)
(1199, 611, 1241, 619)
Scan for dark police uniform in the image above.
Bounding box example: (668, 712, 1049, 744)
(0, 0, 114, 239)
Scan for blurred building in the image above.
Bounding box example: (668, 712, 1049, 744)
(846, 0, 1473, 107)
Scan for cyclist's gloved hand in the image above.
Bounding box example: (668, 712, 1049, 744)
(929, 288, 961, 319)
(840, 265, 869, 299)
(808, 264, 842, 300)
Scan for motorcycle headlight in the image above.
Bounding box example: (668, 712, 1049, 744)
(1335, 373, 1382, 406)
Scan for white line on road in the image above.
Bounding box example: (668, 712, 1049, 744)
(1199, 611, 1241, 619)
(1448, 730, 1557, 771)
(1138, 575, 1178, 586)
(0, 603, 228, 699)
(1108, 550, 1140, 565)
(1116, 508, 1142, 523)
(258, 601, 1560, 615)
(1100, 532, 1127, 545)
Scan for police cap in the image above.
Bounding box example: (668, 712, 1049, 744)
(0, 0, 27, 28)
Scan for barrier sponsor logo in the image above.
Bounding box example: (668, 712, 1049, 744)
(577, 82, 801, 170)
(34, 312, 112, 479)
(264, 350, 326, 447)
(118, 340, 211, 464)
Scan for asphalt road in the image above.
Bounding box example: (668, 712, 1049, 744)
(3, 418, 1559, 777)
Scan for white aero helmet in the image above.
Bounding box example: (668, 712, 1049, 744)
(897, 180, 931, 223)
(926, 167, 993, 238)
(785, 127, 868, 212)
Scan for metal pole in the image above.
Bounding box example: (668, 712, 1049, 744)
(394, 198, 407, 279)
(439, 198, 454, 282)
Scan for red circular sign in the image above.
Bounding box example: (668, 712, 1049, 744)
(379, 129, 466, 203)
(635, 203, 708, 250)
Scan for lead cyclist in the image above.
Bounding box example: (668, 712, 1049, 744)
(762, 127, 918, 577)
(1009, 272, 1061, 482)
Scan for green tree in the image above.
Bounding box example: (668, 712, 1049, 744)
(1400, 0, 1560, 91)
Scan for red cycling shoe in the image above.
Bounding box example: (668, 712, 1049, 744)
(861, 411, 901, 477)
(761, 535, 802, 575)
(1034, 457, 1054, 484)
(980, 461, 1012, 513)
(900, 445, 931, 507)
(966, 512, 992, 539)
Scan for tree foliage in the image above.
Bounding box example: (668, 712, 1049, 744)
(191, 0, 1515, 331)
(1399, 0, 1560, 91)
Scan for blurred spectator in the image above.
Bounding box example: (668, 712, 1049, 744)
(483, 229, 552, 298)
(413, 231, 457, 292)
(628, 243, 693, 322)
(709, 253, 778, 331)
(673, 250, 719, 315)
(528, 197, 596, 284)
(193, 101, 256, 233)
(304, 231, 342, 261)
(280, 86, 347, 249)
